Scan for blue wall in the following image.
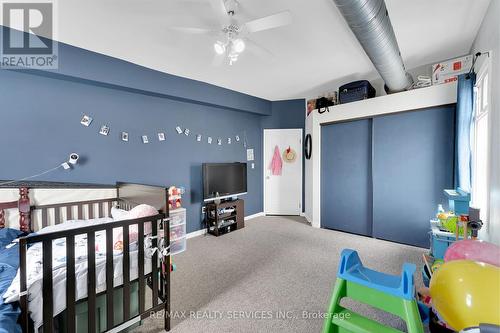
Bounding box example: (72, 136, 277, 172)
(263, 99, 305, 129)
(0, 28, 306, 233)
(0, 70, 264, 233)
(1, 26, 272, 116)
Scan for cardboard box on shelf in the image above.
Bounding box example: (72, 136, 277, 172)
(432, 55, 473, 85)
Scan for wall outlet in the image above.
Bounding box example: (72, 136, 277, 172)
(201, 206, 206, 214)
(251, 163, 255, 169)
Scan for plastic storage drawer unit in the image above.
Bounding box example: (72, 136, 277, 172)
(170, 223, 186, 241)
(170, 237, 187, 255)
(169, 208, 187, 255)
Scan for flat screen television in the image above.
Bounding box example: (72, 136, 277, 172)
(203, 162, 247, 202)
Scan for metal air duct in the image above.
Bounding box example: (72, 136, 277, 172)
(333, 0, 413, 92)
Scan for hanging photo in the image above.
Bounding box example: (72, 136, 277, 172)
(217, 138, 222, 146)
(121, 132, 129, 142)
(142, 135, 149, 144)
(80, 115, 93, 127)
(247, 149, 254, 161)
(158, 132, 166, 141)
(196, 134, 202, 142)
(176, 126, 183, 134)
(227, 138, 231, 144)
(99, 125, 110, 136)
(184, 128, 190, 136)
(235, 135, 240, 142)
(208, 137, 212, 144)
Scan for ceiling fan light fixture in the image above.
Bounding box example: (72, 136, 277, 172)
(214, 41, 226, 55)
(233, 38, 245, 53)
(229, 53, 238, 65)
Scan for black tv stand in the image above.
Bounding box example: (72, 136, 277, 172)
(205, 199, 244, 236)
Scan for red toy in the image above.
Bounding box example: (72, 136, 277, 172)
(168, 186, 185, 210)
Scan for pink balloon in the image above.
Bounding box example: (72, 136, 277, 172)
(444, 240, 500, 267)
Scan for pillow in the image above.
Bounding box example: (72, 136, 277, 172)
(112, 204, 158, 221)
(112, 204, 158, 251)
(111, 206, 128, 220)
(128, 204, 159, 220)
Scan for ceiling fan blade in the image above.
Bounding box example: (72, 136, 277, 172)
(244, 11, 292, 33)
(168, 26, 219, 35)
(244, 38, 275, 59)
(208, 0, 230, 23)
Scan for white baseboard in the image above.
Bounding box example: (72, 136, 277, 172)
(244, 212, 265, 220)
(186, 212, 265, 239)
(186, 228, 207, 239)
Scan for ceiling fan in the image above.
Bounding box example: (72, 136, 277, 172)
(169, 0, 292, 65)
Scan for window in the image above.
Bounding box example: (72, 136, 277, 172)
(471, 58, 491, 221)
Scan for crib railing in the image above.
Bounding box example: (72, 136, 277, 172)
(32, 198, 119, 230)
(18, 213, 170, 333)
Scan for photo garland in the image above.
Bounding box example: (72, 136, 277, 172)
(80, 114, 245, 147)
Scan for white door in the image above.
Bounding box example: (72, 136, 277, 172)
(264, 129, 303, 215)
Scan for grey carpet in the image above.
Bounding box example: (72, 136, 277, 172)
(132, 216, 426, 333)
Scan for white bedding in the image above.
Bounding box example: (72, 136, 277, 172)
(3, 217, 155, 330)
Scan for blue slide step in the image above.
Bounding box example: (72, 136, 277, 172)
(337, 249, 416, 300)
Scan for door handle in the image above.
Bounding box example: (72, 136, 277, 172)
(266, 176, 270, 180)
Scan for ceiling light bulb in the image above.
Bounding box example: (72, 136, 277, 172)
(214, 41, 225, 55)
(233, 39, 245, 53)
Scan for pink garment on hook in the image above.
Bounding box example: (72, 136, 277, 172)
(269, 145, 283, 176)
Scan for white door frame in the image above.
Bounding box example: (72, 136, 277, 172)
(472, 52, 492, 225)
(263, 128, 303, 215)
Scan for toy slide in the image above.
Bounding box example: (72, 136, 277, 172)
(323, 249, 424, 333)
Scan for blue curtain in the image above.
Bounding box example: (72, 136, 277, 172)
(454, 73, 476, 192)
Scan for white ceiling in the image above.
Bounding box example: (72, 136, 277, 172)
(3, 0, 491, 100)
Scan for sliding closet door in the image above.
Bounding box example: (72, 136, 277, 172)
(372, 106, 455, 247)
(321, 120, 372, 236)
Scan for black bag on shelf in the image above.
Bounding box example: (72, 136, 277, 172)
(339, 80, 376, 104)
(316, 97, 333, 114)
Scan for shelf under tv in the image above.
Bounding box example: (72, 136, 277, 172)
(207, 212, 237, 221)
(205, 199, 244, 237)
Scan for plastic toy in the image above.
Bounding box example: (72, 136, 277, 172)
(444, 188, 470, 215)
(430, 225, 464, 259)
(444, 239, 500, 267)
(168, 186, 185, 210)
(429, 260, 500, 331)
(323, 249, 424, 333)
(467, 207, 483, 240)
(429, 309, 454, 333)
(431, 259, 444, 273)
(421, 265, 431, 287)
(417, 302, 430, 325)
(440, 213, 464, 235)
